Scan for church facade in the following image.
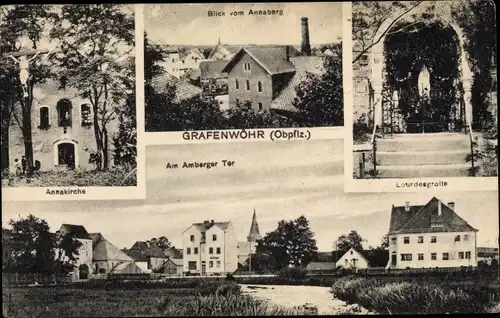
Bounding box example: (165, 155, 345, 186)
(237, 210, 263, 267)
(8, 79, 118, 174)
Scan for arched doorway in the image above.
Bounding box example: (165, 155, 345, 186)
(79, 264, 89, 279)
(369, 12, 473, 133)
(383, 21, 464, 133)
(53, 139, 79, 169)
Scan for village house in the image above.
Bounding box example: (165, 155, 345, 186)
(89, 233, 141, 275)
(220, 17, 329, 118)
(477, 247, 499, 265)
(237, 210, 263, 267)
(161, 46, 208, 79)
(182, 220, 238, 275)
(207, 38, 240, 61)
(335, 247, 370, 271)
(125, 241, 170, 272)
(161, 258, 183, 275)
(57, 224, 93, 279)
(199, 60, 230, 95)
(387, 197, 478, 269)
(150, 73, 203, 103)
(8, 79, 119, 174)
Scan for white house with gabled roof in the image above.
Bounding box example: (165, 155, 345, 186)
(387, 197, 478, 269)
(182, 220, 238, 275)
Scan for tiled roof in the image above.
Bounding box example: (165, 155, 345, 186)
(168, 258, 183, 266)
(306, 262, 336, 271)
(150, 74, 202, 103)
(126, 241, 168, 262)
(389, 197, 478, 234)
(200, 60, 229, 79)
(111, 262, 142, 274)
(221, 46, 299, 76)
(59, 224, 91, 240)
(270, 56, 326, 113)
(192, 221, 231, 232)
(93, 237, 134, 262)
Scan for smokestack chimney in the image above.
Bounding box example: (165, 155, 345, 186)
(285, 45, 290, 61)
(301, 17, 311, 56)
(448, 202, 455, 210)
(404, 201, 410, 212)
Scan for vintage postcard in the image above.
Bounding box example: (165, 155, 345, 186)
(143, 2, 345, 144)
(1, 4, 145, 201)
(344, 0, 498, 192)
(1, 2, 499, 318)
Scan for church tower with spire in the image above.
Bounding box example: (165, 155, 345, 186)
(247, 209, 262, 243)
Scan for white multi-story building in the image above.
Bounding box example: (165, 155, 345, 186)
(387, 197, 478, 269)
(182, 220, 238, 275)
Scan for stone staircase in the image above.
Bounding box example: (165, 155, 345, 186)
(375, 133, 472, 178)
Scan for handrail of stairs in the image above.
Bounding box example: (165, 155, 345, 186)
(371, 123, 378, 177)
(467, 119, 475, 176)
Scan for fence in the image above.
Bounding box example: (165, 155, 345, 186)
(2, 273, 72, 286)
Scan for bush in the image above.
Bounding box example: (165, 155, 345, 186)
(353, 113, 372, 144)
(331, 277, 499, 314)
(215, 281, 241, 297)
(277, 267, 307, 280)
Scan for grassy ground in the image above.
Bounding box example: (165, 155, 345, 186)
(1, 168, 137, 187)
(2, 280, 308, 317)
(330, 276, 500, 314)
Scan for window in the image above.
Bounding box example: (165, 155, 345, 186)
(243, 62, 251, 71)
(258, 81, 262, 92)
(464, 235, 469, 241)
(216, 247, 221, 254)
(212, 234, 217, 241)
(186, 248, 191, 255)
(246, 80, 250, 91)
(216, 261, 221, 268)
(80, 104, 92, 126)
(442, 253, 449, 260)
(171, 58, 174, 63)
(431, 253, 437, 260)
(403, 237, 410, 244)
(431, 236, 437, 243)
(235, 79, 239, 90)
(209, 247, 213, 254)
(188, 261, 197, 270)
(209, 261, 213, 268)
(39, 106, 50, 129)
(258, 102, 263, 111)
(465, 251, 471, 259)
(458, 252, 464, 259)
(194, 247, 198, 254)
(57, 99, 72, 127)
(418, 253, 424, 261)
(190, 235, 195, 242)
(454, 235, 461, 242)
(391, 237, 397, 244)
(418, 236, 424, 243)
(401, 254, 412, 261)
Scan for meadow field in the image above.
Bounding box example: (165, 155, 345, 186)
(2, 276, 500, 317)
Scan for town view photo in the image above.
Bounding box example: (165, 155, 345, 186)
(144, 3, 344, 131)
(2, 137, 499, 315)
(351, 0, 497, 179)
(0, 4, 137, 188)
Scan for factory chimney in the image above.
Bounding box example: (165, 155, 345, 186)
(301, 17, 311, 56)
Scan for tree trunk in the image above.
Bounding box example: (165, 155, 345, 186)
(91, 91, 104, 171)
(102, 127, 109, 170)
(21, 97, 34, 177)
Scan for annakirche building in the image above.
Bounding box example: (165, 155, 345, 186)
(221, 17, 332, 118)
(387, 197, 478, 269)
(7, 78, 122, 174)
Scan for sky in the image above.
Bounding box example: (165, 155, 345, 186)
(144, 3, 343, 46)
(2, 140, 498, 252)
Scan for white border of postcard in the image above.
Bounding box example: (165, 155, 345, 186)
(3, 5, 146, 202)
(342, 2, 498, 193)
